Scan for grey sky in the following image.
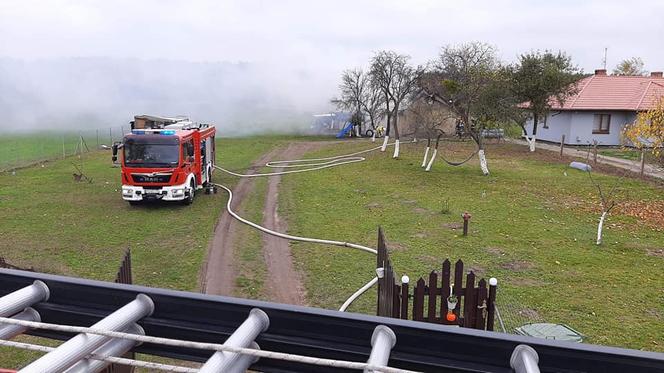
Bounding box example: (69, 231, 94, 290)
(1, 0, 663, 131)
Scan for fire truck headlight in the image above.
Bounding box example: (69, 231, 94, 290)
(172, 189, 184, 196)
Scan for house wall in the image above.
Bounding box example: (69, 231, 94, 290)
(524, 112, 572, 143)
(525, 111, 636, 146)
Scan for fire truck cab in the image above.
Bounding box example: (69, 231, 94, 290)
(118, 115, 216, 205)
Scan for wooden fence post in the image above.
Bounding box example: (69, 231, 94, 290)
(487, 279, 497, 331)
(413, 278, 426, 322)
(640, 149, 646, 178)
(427, 271, 438, 322)
(440, 260, 451, 324)
(560, 134, 565, 157)
(475, 279, 488, 330)
(463, 271, 476, 328)
(400, 279, 409, 320)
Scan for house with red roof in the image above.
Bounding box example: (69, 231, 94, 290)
(524, 69, 664, 146)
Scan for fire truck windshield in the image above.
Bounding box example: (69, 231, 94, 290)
(123, 136, 180, 167)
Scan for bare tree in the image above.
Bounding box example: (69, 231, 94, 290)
(332, 68, 367, 134)
(419, 42, 506, 175)
(369, 51, 421, 158)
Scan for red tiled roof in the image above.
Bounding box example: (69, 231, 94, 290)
(551, 74, 664, 111)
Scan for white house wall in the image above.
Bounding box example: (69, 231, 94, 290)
(525, 111, 636, 146)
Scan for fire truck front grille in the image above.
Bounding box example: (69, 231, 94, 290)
(132, 174, 172, 183)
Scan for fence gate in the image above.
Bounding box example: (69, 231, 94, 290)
(376, 228, 497, 330)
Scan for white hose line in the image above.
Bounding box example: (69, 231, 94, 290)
(0, 339, 197, 373)
(0, 317, 419, 373)
(213, 182, 377, 255)
(339, 276, 378, 312)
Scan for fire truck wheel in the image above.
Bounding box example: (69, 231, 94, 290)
(183, 180, 195, 205)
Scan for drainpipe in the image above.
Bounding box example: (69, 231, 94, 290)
(364, 325, 397, 373)
(199, 308, 270, 373)
(64, 323, 144, 373)
(20, 294, 154, 373)
(0, 308, 40, 340)
(0, 281, 49, 317)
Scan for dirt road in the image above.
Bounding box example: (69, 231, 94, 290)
(202, 142, 326, 305)
(201, 149, 276, 296)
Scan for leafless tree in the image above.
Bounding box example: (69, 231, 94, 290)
(332, 68, 367, 134)
(369, 51, 422, 158)
(419, 42, 508, 175)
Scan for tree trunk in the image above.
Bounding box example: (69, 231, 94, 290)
(381, 135, 389, 152)
(478, 148, 489, 175)
(425, 149, 437, 171)
(392, 108, 400, 158)
(529, 114, 539, 152)
(421, 146, 430, 168)
(596, 211, 608, 245)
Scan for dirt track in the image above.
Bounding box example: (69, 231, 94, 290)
(202, 142, 325, 305)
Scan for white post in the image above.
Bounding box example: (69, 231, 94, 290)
(199, 308, 269, 373)
(371, 130, 376, 142)
(596, 211, 608, 245)
(425, 149, 438, 172)
(364, 325, 397, 373)
(528, 135, 537, 152)
(392, 139, 400, 158)
(20, 294, 154, 373)
(64, 324, 144, 373)
(478, 149, 490, 175)
(421, 147, 430, 168)
(0, 281, 49, 317)
(0, 308, 40, 340)
(380, 135, 389, 152)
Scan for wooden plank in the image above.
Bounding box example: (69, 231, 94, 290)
(413, 278, 426, 322)
(376, 227, 386, 316)
(400, 281, 409, 320)
(427, 271, 438, 322)
(475, 279, 488, 330)
(386, 258, 394, 318)
(393, 283, 401, 318)
(453, 260, 464, 315)
(487, 280, 497, 331)
(463, 271, 476, 328)
(440, 259, 451, 319)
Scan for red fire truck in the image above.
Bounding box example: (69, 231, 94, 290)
(115, 115, 216, 205)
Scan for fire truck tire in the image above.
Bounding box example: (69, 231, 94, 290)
(183, 180, 195, 205)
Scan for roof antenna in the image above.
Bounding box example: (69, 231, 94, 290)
(602, 47, 608, 70)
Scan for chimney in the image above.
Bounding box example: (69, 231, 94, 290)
(651, 71, 663, 78)
(594, 69, 607, 76)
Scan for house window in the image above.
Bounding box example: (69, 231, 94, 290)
(593, 114, 611, 134)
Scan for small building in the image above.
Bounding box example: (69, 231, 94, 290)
(525, 69, 664, 146)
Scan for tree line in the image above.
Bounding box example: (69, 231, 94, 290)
(333, 41, 657, 174)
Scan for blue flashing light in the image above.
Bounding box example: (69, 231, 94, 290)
(161, 130, 176, 135)
(131, 130, 145, 134)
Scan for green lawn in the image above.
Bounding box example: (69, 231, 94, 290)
(280, 140, 664, 352)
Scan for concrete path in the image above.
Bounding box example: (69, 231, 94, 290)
(507, 139, 664, 180)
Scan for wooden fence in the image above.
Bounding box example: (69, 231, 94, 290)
(377, 227, 497, 330)
(103, 249, 134, 373)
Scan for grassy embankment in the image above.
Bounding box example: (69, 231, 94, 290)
(279, 139, 664, 352)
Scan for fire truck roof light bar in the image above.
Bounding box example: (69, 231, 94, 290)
(19, 294, 154, 373)
(0, 280, 49, 317)
(64, 323, 144, 373)
(0, 307, 40, 340)
(200, 308, 269, 373)
(365, 325, 397, 373)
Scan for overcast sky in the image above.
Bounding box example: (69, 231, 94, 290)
(1, 0, 663, 130)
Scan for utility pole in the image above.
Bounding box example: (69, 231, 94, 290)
(602, 47, 608, 70)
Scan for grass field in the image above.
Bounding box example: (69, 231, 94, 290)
(0, 129, 128, 172)
(280, 140, 664, 352)
(1, 135, 663, 367)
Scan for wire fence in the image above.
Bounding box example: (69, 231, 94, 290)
(0, 126, 128, 172)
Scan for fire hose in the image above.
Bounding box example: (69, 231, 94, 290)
(213, 140, 412, 311)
